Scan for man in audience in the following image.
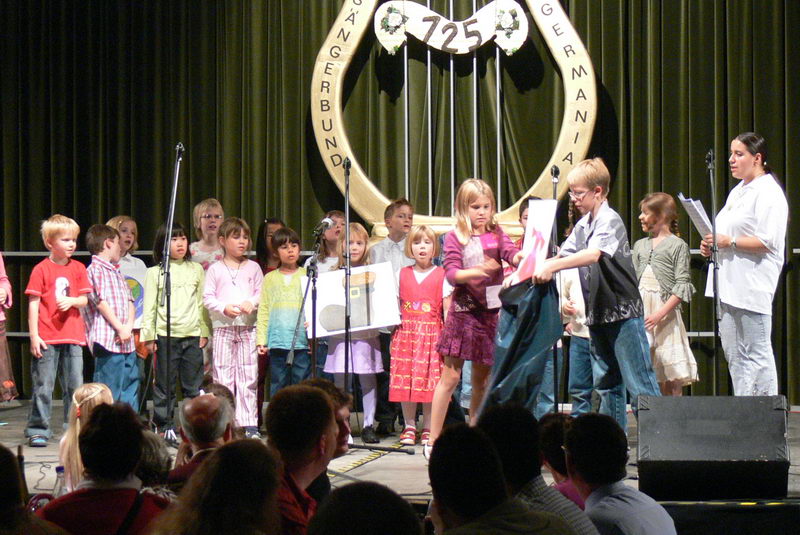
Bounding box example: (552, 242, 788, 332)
(167, 393, 234, 492)
(265, 384, 338, 535)
(478, 404, 599, 535)
(428, 424, 576, 534)
(301, 377, 353, 502)
(36, 403, 169, 534)
(565, 413, 676, 535)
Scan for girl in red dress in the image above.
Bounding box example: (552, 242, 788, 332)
(389, 225, 452, 446)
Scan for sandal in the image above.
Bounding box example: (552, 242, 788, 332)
(399, 426, 417, 445)
(28, 435, 47, 448)
(420, 429, 431, 446)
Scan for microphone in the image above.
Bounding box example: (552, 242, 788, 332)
(705, 149, 714, 169)
(313, 217, 335, 236)
(343, 157, 351, 171)
(550, 165, 560, 181)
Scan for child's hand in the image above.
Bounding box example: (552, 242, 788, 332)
(199, 337, 208, 349)
(257, 345, 269, 356)
(565, 323, 574, 335)
(644, 312, 665, 331)
(0, 288, 7, 305)
(30, 335, 47, 358)
(481, 257, 501, 274)
(145, 340, 156, 355)
(224, 304, 242, 318)
(239, 301, 254, 315)
(512, 250, 525, 267)
(562, 300, 577, 316)
(56, 296, 74, 312)
(116, 325, 133, 343)
(533, 265, 553, 284)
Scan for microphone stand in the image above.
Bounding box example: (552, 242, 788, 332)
(152, 142, 184, 431)
(287, 229, 324, 375)
(343, 158, 353, 401)
(550, 165, 561, 413)
(707, 149, 720, 395)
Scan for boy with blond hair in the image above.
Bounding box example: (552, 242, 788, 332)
(83, 224, 139, 407)
(534, 158, 660, 433)
(25, 214, 92, 447)
(371, 198, 415, 435)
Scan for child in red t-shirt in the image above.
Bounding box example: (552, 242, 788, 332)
(25, 214, 92, 447)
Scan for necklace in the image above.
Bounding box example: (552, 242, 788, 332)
(224, 259, 243, 286)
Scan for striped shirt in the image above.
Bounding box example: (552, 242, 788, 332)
(84, 255, 134, 353)
(516, 475, 600, 535)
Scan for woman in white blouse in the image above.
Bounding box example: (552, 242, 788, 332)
(700, 132, 788, 396)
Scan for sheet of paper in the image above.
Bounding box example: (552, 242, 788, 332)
(678, 192, 713, 238)
(515, 199, 558, 283)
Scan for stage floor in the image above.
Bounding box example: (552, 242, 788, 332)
(3, 400, 800, 501)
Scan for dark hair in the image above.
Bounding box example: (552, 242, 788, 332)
(309, 482, 421, 535)
(255, 218, 286, 273)
(300, 377, 353, 410)
(149, 440, 280, 535)
(518, 195, 541, 220)
(0, 444, 27, 526)
(639, 192, 680, 235)
(85, 224, 120, 255)
(538, 412, 573, 477)
(152, 222, 190, 264)
(271, 227, 301, 251)
(265, 385, 335, 464)
(383, 198, 414, 220)
(735, 132, 772, 175)
(477, 403, 541, 491)
(428, 424, 507, 520)
(136, 430, 172, 487)
(564, 413, 628, 486)
(79, 402, 144, 481)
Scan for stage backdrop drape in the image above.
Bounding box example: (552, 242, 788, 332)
(1, 0, 799, 401)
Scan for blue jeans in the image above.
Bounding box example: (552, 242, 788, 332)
(534, 347, 564, 420)
(314, 339, 333, 381)
(589, 317, 661, 432)
(459, 360, 473, 410)
(26, 344, 84, 439)
(92, 344, 139, 408)
(568, 336, 595, 417)
(269, 348, 312, 396)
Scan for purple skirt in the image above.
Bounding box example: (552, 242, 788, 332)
(436, 308, 499, 366)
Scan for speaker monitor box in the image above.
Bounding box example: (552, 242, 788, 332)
(637, 396, 790, 501)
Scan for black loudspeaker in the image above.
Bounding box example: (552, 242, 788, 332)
(637, 396, 789, 500)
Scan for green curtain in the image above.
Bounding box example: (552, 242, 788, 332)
(2, 0, 799, 400)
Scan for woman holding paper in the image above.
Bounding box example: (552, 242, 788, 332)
(700, 132, 788, 396)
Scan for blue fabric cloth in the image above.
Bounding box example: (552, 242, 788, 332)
(26, 343, 83, 438)
(92, 344, 139, 407)
(589, 317, 660, 431)
(269, 348, 312, 396)
(585, 481, 676, 535)
(567, 336, 596, 417)
(485, 280, 562, 412)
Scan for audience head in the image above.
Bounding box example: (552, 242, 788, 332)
(538, 412, 573, 479)
(85, 224, 122, 263)
(136, 431, 173, 488)
(265, 385, 337, 470)
(477, 403, 541, 493)
(40, 214, 79, 251)
(62, 383, 113, 487)
(565, 413, 628, 489)
(179, 393, 234, 450)
(106, 215, 140, 254)
(309, 482, 421, 535)
(0, 444, 26, 525)
(152, 222, 190, 264)
(300, 377, 353, 457)
(192, 198, 225, 240)
(150, 439, 280, 535)
(428, 424, 507, 525)
(79, 402, 144, 482)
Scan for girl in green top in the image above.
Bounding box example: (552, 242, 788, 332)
(633, 193, 698, 396)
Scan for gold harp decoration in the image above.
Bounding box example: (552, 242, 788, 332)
(311, 0, 597, 237)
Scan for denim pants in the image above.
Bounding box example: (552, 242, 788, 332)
(719, 303, 778, 396)
(589, 317, 661, 432)
(568, 336, 596, 417)
(92, 344, 139, 408)
(375, 332, 399, 426)
(315, 338, 333, 381)
(26, 344, 84, 438)
(533, 347, 564, 420)
(269, 348, 312, 397)
(459, 360, 473, 410)
(153, 336, 203, 429)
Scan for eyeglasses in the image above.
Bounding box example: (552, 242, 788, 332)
(568, 190, 590, 201)
(201, 214, 223, 220)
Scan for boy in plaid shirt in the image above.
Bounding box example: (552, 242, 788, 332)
(83, 224, 139, 407)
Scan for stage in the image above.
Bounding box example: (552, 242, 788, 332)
(3, 400, 800, 534)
